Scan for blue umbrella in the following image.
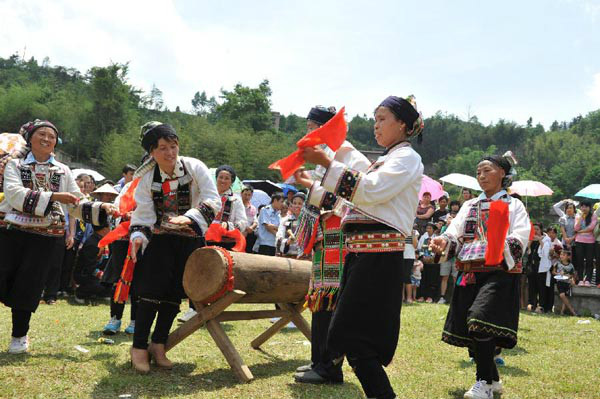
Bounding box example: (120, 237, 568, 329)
(574, 184, 600, 199)
(277, 183, 298, 196)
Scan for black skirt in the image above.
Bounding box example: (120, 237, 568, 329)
(133, 234, 204, 303)
(442, 270, 520, 349)
(0, 228, 63, 312)
(327, 251, 404, 366)
(101, 240, 129, 285)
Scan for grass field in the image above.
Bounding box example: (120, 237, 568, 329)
(1, 299, 599, 399)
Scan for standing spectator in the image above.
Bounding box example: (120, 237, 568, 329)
(574, 200, 597, 285)
(404, 226, 420, 303)
(432, 196, 449, 223)
(417, 223, 440, 303)
(537, 228, 554, 313)
(460, 188, 473, 204)
(554, 199, 577, 251)
(241, 186, 258, 253)
(114, 164, 136, 193)
(256, 192, 284, 256)
(552, 250, 577, 316)
(276, 192, 305, 257)
(526, 223, 542, 311)
(415, 192, 434, 235)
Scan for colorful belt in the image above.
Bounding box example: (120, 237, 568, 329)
(456, 260, 521, 274)
(346, 230, 406, 253)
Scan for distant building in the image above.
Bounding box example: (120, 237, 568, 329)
(271, 111, 281, 131)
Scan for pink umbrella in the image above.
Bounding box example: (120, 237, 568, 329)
(509, 180, 553, 197)
(419, 175, 444, 201)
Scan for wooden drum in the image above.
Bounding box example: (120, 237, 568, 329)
(183, 247, 311, 304)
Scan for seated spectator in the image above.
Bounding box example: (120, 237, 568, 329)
(73, 224, 112, 302)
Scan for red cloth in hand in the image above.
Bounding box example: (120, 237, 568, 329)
(485, 200, 510, 266)
(269, 107, 347, 180)
(205, 223, 246, 252)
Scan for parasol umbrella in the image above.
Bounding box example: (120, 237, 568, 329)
(277, 183, 298, 196)
(509, 180, 553, 208)
(71, 168, 105, 182)
(209, 168, 244, 194)
(440, 173, 482, 191)
(250, 189, 271, 209)
(509, 180, 553, 197)
(419, 175, 444, 201)
(242, 180, 281, 196)
(574, 184, 600, 200)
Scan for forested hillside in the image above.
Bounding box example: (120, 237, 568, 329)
(2, 54, 600, 220)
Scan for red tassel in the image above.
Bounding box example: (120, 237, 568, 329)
(485, 200, 510, 266)
(119, 178, 140, 214)
(114, 244, 136, 304)
(528, 221, 535, 241)
(98, 221, 130, 247)
(269, 107, 347, 180)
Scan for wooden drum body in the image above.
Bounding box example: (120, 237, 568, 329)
(183, 247, 311, 304)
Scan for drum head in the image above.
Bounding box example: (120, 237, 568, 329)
(183, 247, 228, 302)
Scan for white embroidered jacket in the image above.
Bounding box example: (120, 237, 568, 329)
(1, 154, 105, 233)
(308, 142, 423, 237)
(129, 156, 222, 250)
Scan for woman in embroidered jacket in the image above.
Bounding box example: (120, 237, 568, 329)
(128, 122, 221, 373)
(211, 164, 248, 248)
(0, 119, 116, 354)
(300, 96, 424, 399)
(430, 153, 531, 399)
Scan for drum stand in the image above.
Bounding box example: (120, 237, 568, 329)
(165, 289, 311, 382)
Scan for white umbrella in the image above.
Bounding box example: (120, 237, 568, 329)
(250, 189, 270, 209)
(440, 173, 482, 191)
(71, 168, 105, 182)
(509, 180, 553, 197)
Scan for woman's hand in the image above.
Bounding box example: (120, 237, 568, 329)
(168, 215, 192, 226)
(301, 146, 332, 168)
(101, 203, 119, 216)
(131, 237, 143, 263)
(65, 235, 74, 250)
(293, 169, 314, 188)
(51, 192, 80, 205)
(430, 236, 448, 255)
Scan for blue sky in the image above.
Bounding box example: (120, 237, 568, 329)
(1, 0, 599, 127)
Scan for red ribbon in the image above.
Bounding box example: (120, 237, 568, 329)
(485, 200, 510, 266)
(201, 246, 235, 304)
(269, 107, 347, 180)
(113, 244, 135, 304)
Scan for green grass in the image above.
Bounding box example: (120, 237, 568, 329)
(1, 300, 599, 399)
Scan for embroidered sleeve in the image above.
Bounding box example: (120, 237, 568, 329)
(22, 190, 41, 215)
(80, 202, 108, 226)
(307, 181, 338, 210)
(507, 236, 523, 264)
(322, 163, 362, 202)
(129, 225, 152, 252)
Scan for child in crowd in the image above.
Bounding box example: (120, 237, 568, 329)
(407, 259, 423, 303)
(553, 250, 577, 316)
(404, 225, 420, 303)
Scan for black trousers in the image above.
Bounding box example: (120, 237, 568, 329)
(74, 277, 112, 299)
(0, 229, 63, 312)
(258, 245, 276, 256)
(536, 272, 553, 312)
(575, 242, 595, 282)
(328, 251, 404, 399)
(43, 236, 66, 301)
(527, 271, 540, 307)
(310, 311, 343, 380)
(419, 263, 440, 300)
(132, 234, 204, 349)
(60, 245, 78, 293)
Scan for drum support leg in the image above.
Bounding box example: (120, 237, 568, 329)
(250, 302, 311, 349)
(165, 290, 246, 351)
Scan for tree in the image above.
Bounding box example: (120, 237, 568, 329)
(191, 90, 216, 116)
(141, 84, 164, 111)
(214, 79, 273, 132)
